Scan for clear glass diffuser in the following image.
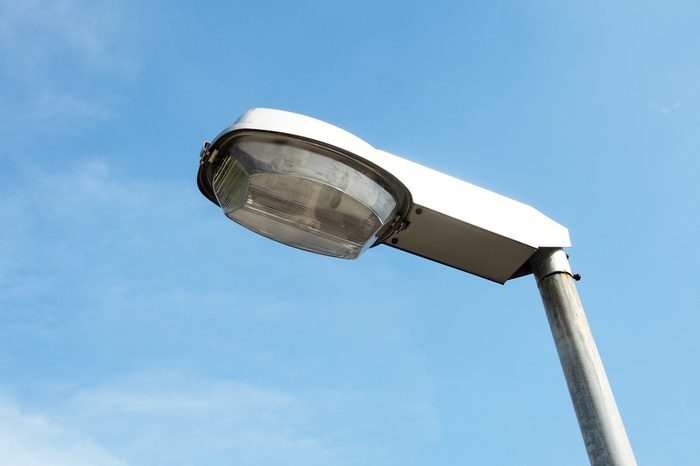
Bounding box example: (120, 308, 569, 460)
(211, 133, 401, 259)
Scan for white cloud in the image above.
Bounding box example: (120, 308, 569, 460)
(0, 396, 125, 466)
(659, 100, 682, 115)
(1, 377, 370, 466)
(0, 0, 121, 66)
(0, 160, 141, 279)
(0, 158, 209, 320)
(28, 159, 143, 216)
(0, 364, 439, 466)
(0, 0, 137, 128)
(0, 159, 440, 466)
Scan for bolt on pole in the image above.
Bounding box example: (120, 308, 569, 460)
(530, 248, 637, 466)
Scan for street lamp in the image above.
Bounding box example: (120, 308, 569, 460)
(197, 108, 637, 466)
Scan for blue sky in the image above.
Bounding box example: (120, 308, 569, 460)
(1, 1, 699, 465)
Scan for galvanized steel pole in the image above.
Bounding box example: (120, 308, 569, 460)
(530, 248, 637, 466)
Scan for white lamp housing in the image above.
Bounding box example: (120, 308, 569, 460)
(197, 108, 571, 283)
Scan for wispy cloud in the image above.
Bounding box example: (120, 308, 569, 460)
(0, 376, 373, 466)
(659, 100, 682, 115)
(0, 160, 139, 279)
(0, 0, 138, 129)
(0, 159, 440, 466)
(66, 378, 342, 466)
(0, 0, 132, 69)
(0, 157, 210, 312)
(0, 395, 125, 466)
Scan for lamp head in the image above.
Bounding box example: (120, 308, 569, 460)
(198, 108, 571, 283)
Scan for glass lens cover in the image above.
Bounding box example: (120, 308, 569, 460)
(212, 133, 402, 259)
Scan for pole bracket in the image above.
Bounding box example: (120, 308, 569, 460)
(530, 247, 573, 283)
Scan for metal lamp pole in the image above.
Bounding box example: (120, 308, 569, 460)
(530, 248, 637, 466)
